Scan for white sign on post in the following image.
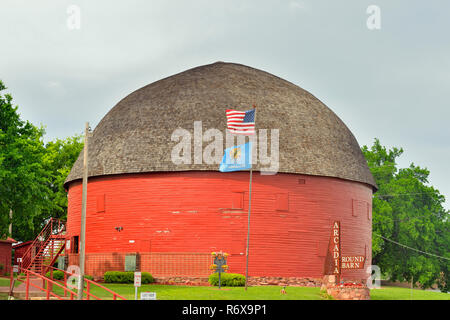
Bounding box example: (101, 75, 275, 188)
(134, 272, 142, 287)
(13, 265, 19, 273)
(134, 271, 141, 300)
(141, 292, 157, 300)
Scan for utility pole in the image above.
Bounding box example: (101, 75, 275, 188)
(77, 122, 90, 300)
(8, 209, 12, 236)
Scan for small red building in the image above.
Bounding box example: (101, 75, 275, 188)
(12, 241, 33, 266)
(0, 237, 15, 275)
(64, 62, 376, 285)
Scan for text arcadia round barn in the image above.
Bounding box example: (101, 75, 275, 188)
(64, 62, 376, 285)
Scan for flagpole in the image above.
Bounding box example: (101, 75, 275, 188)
(245, 167, 252, 291)
(245, 104, 256, 291)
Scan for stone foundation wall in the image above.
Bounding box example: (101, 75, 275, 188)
(248, 276, 322, 287)
(326, 286, 370, 300)
(149, 276, 322, 287)
(321, 275, 370, 300)
(153, 276, 209, 286)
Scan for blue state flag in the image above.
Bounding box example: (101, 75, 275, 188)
(219, 142, 252, 172)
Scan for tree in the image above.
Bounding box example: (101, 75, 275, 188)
(0, 80, 52, 241)
(42, 135, 84, 221)
(362, 139, 449, 292)
(0, 80, 84, 242)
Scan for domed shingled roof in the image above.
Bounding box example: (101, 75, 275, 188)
(65, 62, 376, 190)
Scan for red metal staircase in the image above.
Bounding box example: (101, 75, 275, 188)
(11, 217, 127, 300)
(19, 218, 66, 275)
(10, 266, 127, 300)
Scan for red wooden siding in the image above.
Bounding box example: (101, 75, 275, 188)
(96, 194, 105, 213)
(12, 241, 32, 266)
(0, 242, 13, 275)
(275, 193, 289, 211)
(66, 171, 372, 280)
(232, 192, 244, 209)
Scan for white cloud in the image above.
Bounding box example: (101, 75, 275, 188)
(0, 0, 449, 209)
(289, 1, 305, 10)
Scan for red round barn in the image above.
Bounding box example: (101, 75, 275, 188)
(64, 62, 376, 284)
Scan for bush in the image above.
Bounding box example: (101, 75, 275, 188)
(103, 271, 154, 284)
(46, 270, 65, 280)
(45, 270, 93, 282)
(208, 273, 245, 287)
(84, 275, 94, 281)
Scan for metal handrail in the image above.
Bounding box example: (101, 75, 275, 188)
(45, 265, 127, 300)
(20, 218, 65, 272)
(15, 267, 77, 300)
(20, 220, 53, 269)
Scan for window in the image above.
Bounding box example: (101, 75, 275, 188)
(352, 199, 368, 217)
(276, 193, 289, 211)
(232, 192, 244, 209)
(71, 236, 79, 254)
(96, 194, 105, 213)
(317, 240, 327, 257)
(125, 254, 138, 272)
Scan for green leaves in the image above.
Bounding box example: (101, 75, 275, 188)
(42, 135, 84, 221)
(103, 271, 154, 284)
(0, 80, 51, 239)
(208, 273, 246, 287)
(363, 139, 449, 292)
(0, 80, 83, 241)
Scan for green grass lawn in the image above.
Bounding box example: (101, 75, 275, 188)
(2, 276, 448, 300)
(0, 277, 11, 287)
(51, 283, 323, 300)
(0, 276, 21, 288)
(50, 283, 450, 300)
(370, 286, 450, 300)
(0, 293, 10, 300)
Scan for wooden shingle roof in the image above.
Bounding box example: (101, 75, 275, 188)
(65, 62, 376, 190)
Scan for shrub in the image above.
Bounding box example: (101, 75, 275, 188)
(45, 270, 93, 282)
(208, 273, 245, 287)
(46, 270, 65, 280)
(103, 271, 154, 284)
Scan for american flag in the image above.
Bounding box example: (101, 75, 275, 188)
(226, 108, 256, 135)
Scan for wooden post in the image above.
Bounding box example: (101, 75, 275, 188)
(46, 279, 50, 300)
(77, 122, 90, 300)
(49, 227, 54, 292)
(9, 270, 14, 297)
(49, 268, 53, 292)
(25, 272, 29, 300)
(8, 209, 12, 237)
(64, 273, 67, 297)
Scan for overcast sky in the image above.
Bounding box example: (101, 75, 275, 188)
(1, 0, 449, 209)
